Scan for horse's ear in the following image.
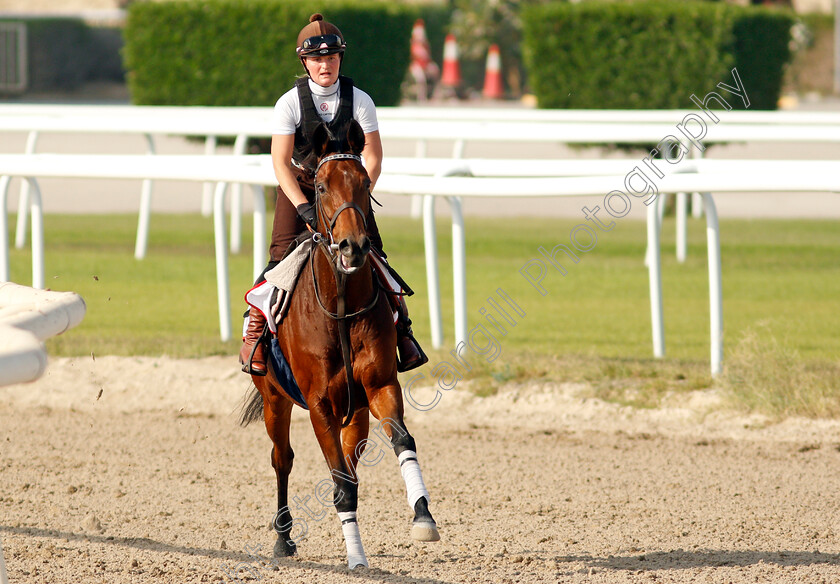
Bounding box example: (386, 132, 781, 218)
(312, 123, 331, 158)
(347, 120, 365, 156)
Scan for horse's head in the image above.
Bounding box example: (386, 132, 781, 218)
(312, 120, 371, 275)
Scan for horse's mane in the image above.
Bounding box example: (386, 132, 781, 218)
(297, 121, 355, 172)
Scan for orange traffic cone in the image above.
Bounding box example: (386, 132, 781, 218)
(411, 21, 439, 81)
(440, 34, 461, 88)
(409, 19, 433, 101)
(411, 20, 429, 64)
(482, 44, 503, 99)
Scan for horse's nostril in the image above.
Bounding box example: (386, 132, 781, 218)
(339, 239, 353, 257)
(359, 236, 371, 257)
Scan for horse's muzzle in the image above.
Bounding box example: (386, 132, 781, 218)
(338, 235, 370, 274)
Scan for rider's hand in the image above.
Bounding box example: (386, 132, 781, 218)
(296, 202, 318, 231)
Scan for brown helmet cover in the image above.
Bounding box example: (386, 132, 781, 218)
(296, 13, 345, 56)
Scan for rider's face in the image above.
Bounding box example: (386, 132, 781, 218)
(304, 54, 341, 87)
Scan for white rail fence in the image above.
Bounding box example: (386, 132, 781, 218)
(0, 282, 86, 584)
(0, 106, 267, 260)
(1, 105, 839, 377)
(3, 104, 840, 261)
(1, 152, 838, 377)
(378, 158, 840, 371)
(377, 164, 840, 377)
(0, 282, 86, 385)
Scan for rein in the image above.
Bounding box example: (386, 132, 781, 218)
(310, 233, 380, 321)
(310, 152, 379, 428)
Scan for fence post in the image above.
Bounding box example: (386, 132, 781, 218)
(134, 133, 157, 260)
(422, 194, 443, 349)
(14, 130, 38, 251)
(676, 191, 687, 263)
(27, 178, 44, 290)
(249, 184, 266, 282)
(449, 196, 467, 347)
(213, 181, 232, 342)
(703, 192, 723, 376)
(647, 196, 665, 358)
(202, 136, 218, 216)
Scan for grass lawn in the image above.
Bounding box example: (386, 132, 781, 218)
(6, 213, 840, 417)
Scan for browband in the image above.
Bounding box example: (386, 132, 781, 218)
(316, 153, 363, 174)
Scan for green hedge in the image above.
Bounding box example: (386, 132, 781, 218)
(521, 1, 794, 110)
(123, 0, 431, 107)
(731, 10, 795, 109)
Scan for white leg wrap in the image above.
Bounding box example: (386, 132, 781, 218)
(398, 450, 430, 510)
(337, 511, 368, 569)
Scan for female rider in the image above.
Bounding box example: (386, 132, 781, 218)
(240, 13, 427, 376)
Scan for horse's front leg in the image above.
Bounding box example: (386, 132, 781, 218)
(310, 401, 369, 569)
(368, 385, 440, 542)
(340, 406, 370, 469)
(254, 377, 297, 557)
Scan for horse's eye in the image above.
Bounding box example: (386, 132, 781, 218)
(363, 179, 371, 191)
(316, 183, 326, 195)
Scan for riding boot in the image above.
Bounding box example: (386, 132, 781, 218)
(395, 297, 428, 373)
(240, 306, 268, 376)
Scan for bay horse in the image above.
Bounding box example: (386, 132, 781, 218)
(240, 119, 439, 569)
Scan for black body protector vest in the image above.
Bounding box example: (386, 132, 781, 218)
(292, 75, 355, 176)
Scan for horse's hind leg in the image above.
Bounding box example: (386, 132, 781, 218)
(257, 381, 297, 557)
(368, 385, 440, 542)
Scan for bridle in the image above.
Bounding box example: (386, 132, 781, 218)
(314, 153, 368, 241)
(309, 231, 380, 321)
(310, 152, 381, 428)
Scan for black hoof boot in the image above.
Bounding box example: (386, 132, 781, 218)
(273, 536, 297, 557)
(410, 497, 440, 542)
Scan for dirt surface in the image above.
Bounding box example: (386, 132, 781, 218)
(2, 356, 840, 583)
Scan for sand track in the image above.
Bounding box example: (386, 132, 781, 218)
(2, 356, 840, 583)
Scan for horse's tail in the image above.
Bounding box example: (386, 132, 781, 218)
(238, 383, 264, 427)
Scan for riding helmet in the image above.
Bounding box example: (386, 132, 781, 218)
(296, 13, 346, 58)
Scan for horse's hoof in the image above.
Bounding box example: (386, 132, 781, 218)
(347, 555, 369, 569)
(273, 538, 297, 557)
(411, 497, 440, 542)
(411, 520, 440, 542)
